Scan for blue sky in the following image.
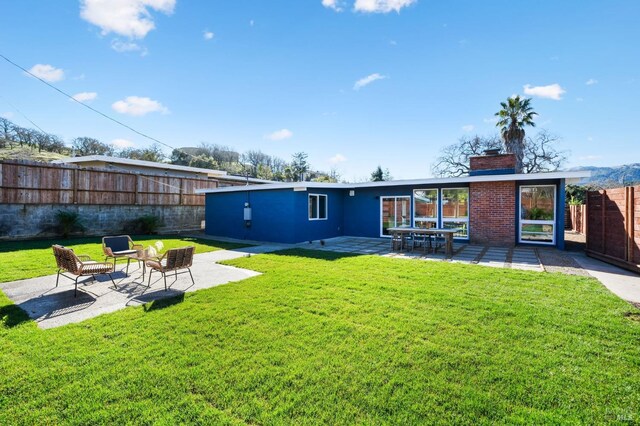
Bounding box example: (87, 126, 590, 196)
(0, 0, 638, 180)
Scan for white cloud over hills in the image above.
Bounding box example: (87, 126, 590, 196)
(112, 96, 169, 116)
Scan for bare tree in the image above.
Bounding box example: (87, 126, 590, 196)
(432, 135, 502, 177)
(522, 130, 567, 173)
(119, 144, 165, 162)
(0, 117, 15, 148)
(432, 132, 565, 177)
(72, 137, 115, 156)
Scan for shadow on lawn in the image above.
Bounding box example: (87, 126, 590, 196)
(269, 248, 362, 261)
(140, 291, 185, 312)
(0, 303, 32, 328)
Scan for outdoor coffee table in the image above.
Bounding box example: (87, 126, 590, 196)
(126, 249, 161, 281)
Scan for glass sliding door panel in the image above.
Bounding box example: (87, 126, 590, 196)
(441, 188, 469, 239)
(381, 196, 411, 236)
(519, 185, 556, 244)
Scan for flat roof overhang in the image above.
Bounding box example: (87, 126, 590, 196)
(195, 170, 591, 195)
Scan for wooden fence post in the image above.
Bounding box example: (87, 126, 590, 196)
(72, 168, 78, 204)
(135, 175, 140, 205)
(627, 187, 634, 263)
(179, 178, 184, 206)
(601, 191, 606, 255)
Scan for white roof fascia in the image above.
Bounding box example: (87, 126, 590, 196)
(195, 170, 591, 194)
(54, 155, 228, 176)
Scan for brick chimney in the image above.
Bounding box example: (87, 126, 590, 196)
(469, 150, 517, 176)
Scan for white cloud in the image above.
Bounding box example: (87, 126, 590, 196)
(483, 117, 498, 124)
(0, 112, 14, 119)
(462, 124, 474, 132)
(354, 73, 387, 90)
(586, 78, 598, 86)
(111, 138, 135, 148)
(111, 39, 148, 55)
(80, 0, 176, 39)
(203, 30, 214, 40)
(330, 153, 347, 164)
(523, 83, 566, 100)
(266, 129, 293, 141)
(27, 64, 64, 82)
(354, 0, 416, 13)
(112, 96, 169, 116)
(249, 19, 255, 26)
(322, 0, 344, 11)
(579, 155, 601, 161)
(71, 92, 98, 103)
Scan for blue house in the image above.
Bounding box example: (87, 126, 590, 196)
(197, 153, 589, 249)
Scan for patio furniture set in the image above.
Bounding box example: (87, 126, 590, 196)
(388, 227, 460, 257)
(52, 235, 196, 297)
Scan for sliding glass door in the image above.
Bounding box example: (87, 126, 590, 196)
(413, 189, 438, 230)
(519, 185, 556, 244)
(380, 196, 411, 236)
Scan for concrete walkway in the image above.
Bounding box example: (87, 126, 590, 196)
(570, 253, 640, 306)
(0, 245, 286, 329)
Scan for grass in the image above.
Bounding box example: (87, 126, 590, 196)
(0, 235, 249, 283)
(0, 145, 68, 162)
(1, 249, 640, 424)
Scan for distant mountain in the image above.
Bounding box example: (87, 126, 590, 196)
(567, 163, 640, 187)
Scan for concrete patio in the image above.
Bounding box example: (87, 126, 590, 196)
(0, 244, 288, 329)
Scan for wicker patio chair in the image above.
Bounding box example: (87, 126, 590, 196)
(146, 246, 196, 291)
(102, 235, 144, 275)
(52, 245, 116, 297)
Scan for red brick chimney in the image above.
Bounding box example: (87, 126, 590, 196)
(469, 150, 517, 176)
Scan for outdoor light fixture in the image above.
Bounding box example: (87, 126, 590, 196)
(244, 202, 252, 227)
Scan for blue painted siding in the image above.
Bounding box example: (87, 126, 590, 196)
(343, 186, 413, 238)
(204, 179, 567, 248)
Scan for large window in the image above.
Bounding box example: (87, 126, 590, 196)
(441, 188, 469, 238)
(413, 189, 438, 229)
(381, 196, 411, 236)
(519, 185, 556, 244)
(309, 194, 327, 220)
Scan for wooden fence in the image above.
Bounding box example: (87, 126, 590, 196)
(0, 160, 220, 206)
(567, 204, 586, 234)
(586, 186, 640, 273)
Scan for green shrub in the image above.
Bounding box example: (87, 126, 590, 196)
(124, 214, 163, 234)
(55, 210, 85, 238)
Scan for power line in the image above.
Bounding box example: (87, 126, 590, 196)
(0, 52, 195, 159)
(0, 95, 50, 135)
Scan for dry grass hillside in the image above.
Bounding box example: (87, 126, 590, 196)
(0, 146, 69, 162)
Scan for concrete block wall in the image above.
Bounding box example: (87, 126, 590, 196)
(0, 204, 205, 240)
(469, 181, 516, 246)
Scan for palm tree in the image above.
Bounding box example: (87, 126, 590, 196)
(495, 96, 537, 172)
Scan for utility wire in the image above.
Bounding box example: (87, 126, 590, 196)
(0, 52, 196, 160)
(0, 95, 50, 135)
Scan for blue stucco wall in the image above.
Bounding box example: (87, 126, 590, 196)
(205, 179, 568, 248)
(205, 188, 344, 244)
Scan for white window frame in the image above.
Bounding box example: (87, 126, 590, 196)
(380, 196, 411, 237)
(518, 184, 556, 245)
(308, 193, 328, 221)
(412, 188, 438, 229)
(440, 187, 470, 240)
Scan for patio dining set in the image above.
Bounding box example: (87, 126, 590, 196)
(52, 235, 196, 297)
(388, 226, 461, 257)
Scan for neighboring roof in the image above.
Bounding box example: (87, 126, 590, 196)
(195, 170, 592, 194)
(53, 155, 274, 184)
(54, 155, 228, 176)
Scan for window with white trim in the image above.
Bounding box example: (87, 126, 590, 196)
(519, 185, 556, 244)
(413, 189, 438, 230)
(441, 188, 469, 238)
(309, 194, 328, 220)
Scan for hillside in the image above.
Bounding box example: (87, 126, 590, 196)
(568, 163, 640, 187)
(0, 146, 69, 162)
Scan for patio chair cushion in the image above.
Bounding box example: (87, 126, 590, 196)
(103, 236, 130, 253)
(113, 249, 137, 255)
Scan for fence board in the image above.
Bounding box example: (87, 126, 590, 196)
(586, 185, 640, 274)
(0, 160, 220, 206)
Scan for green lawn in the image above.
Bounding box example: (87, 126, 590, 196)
(1, 249, 639, 424)
(0, 235, 249, 283)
